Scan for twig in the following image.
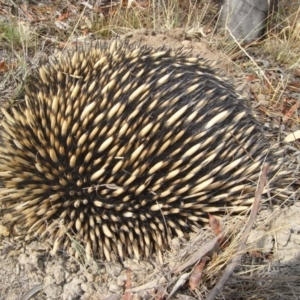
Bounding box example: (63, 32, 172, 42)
(173, 234, 223, 275)
(167, 273, 190, 299)
(206, 163, 269, 300)
(126, 276, 168, 293)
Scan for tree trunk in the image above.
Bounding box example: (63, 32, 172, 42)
(218, 0, 278, 43)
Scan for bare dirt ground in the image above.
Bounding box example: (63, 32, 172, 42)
(0, 29, 300, 300)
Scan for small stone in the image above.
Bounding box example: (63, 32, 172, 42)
(80, 282, 89, 292)
(44, 276, 63, 298)
(105, 264, 122, 276)
(0, 224, 10, 236)
(44, 283, 63, 298)
(54, 267, 65, 285)
(108, 284, 120, 293)
(44, 275, 55, 285)
(67, 261, 79, 273)
(65, 271, 71, 282)
(7, 250, 20, 258)
(62, 277, 83, 300)
(18, 253, 28, 265)
(84, 272, 95, 282)
(81, 282, 95, 293)
(37, 258, 44, 270)
(116, 278, 125, 287)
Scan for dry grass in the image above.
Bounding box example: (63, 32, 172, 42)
(1, 0, 298, 137)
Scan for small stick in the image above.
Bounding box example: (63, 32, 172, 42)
(126, 276, 168, 293)
(206, 163, 269, 300)
(173, 234, 223, 275)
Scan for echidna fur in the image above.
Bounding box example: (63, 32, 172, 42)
(0, 41, 291, 261)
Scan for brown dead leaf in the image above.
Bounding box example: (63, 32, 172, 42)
(0, 61, 17, 72)
(208, 213, 222, 236)
(251, 250, 264, 258)
(283, 99, 299, 124)
(208, 213, 230, 248)
(189, 256, 210, 290)
(282, 97, 288, 115)
(250, 250, 273, 260)
(246, 74, 257, 82)
(0, 61, 8, 72)
(56, 12, 70, 22)
(265, 253, 274, 260)
(288, 81, 300, 92)
(122, 269, 132, 300)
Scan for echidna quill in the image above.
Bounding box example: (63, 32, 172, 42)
(0, 41, 291, 261)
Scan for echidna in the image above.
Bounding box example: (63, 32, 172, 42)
(0, 41, 289, 261)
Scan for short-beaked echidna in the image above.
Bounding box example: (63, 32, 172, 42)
(0, 41, 289, 260)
